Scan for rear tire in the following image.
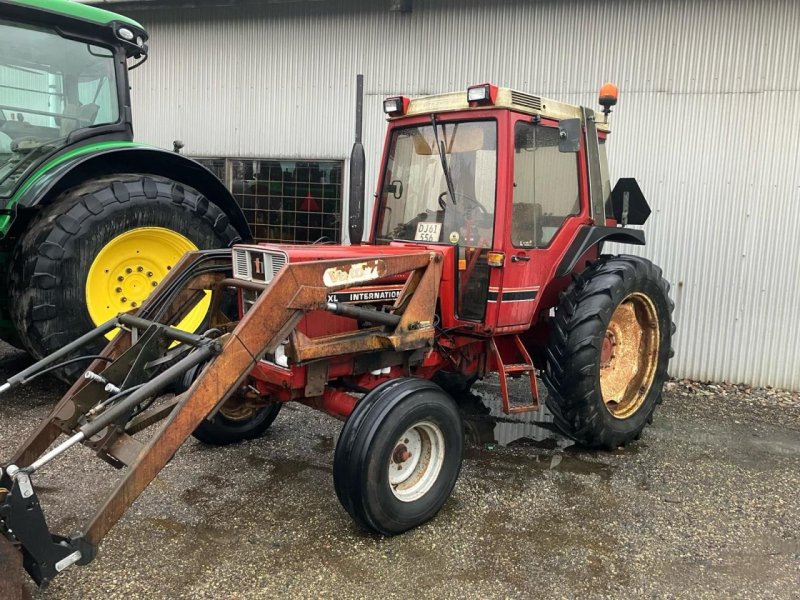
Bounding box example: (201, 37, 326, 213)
(333, 378, 463, 535)
(8, 174, 240, 370)
(544, 255, 674, 449)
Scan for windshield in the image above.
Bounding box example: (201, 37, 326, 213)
(377, 120, 496, 248)
(0, 20, 119, 196)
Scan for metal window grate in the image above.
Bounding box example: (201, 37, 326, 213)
(194, 157, 226, 182)
(193, 157, 343, 245)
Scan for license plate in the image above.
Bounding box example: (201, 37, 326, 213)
(414, 222, 442, 242)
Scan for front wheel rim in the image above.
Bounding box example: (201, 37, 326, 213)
(85, 227, 210, 339)
(388, 421, 446, 503)
(599, 292, 660, 419)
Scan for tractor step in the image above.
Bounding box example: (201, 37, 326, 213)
(489, 335, 539, 414)
(503, 363, 534, 373)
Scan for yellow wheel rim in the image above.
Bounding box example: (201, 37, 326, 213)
(85, 227, 210, 340)
(599, 292, 660, 420)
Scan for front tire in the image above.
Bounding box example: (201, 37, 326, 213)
(192, 400, 282, 446)
(544, 255, 675, 449)
(333, 378, 464, 536)
(176, 363, 281, 446)
(8, 174, 241, 365)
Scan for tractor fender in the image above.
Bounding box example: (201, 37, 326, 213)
(6, 146, 251, 241)
(555, 225, 645, 278)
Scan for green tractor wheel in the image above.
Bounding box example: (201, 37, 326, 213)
(7, 173, 239, 371)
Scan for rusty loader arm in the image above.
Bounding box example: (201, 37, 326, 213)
(0, 248, 441, 588)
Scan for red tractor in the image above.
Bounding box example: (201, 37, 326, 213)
(0, 82, 673, 589)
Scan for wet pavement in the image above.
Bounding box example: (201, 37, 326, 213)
(0, 341, 798, 599)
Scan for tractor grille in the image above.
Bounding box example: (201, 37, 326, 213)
(510, 90, 543, 111)
(234, 248, 249, 278)
(232, 247, 288, 284)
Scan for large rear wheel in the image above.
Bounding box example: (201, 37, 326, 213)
(544, 255, 675, 449)
(8, 174, 240, 368)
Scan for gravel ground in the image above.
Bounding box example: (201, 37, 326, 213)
(0, 341, 798, 599)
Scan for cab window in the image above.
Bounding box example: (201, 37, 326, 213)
(376, 120, 496, 248)
(511, 121, 580, 248)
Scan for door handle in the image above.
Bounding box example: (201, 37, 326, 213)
(511, 254, 530, 263)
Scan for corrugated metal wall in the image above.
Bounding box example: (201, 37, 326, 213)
(122, 0, 800, 389)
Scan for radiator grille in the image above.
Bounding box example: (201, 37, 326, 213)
(233, 248, 250, 279)
(510, 90, 543, 111)
(270, 253, 287, 274)
(232, 247, 287, 284)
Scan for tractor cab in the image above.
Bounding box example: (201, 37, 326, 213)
(373, 84, 626, 336)
(0, 0, 147, 197)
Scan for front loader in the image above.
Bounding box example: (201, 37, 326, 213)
(0, 83, 674, 591)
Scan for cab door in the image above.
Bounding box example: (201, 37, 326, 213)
(495, 115, 585, 329)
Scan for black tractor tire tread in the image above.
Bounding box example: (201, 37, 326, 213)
(8, 173, 241, 363)
(192, 403, 282, 446)
(543, 255, 675, 449)
(333, 378, 411, 519)
(334, 378, 463, 536)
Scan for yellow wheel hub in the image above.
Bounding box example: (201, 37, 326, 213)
(599, 292, 660, 420)
(86, 227, 210, 340)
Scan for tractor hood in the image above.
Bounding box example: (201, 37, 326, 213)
(230, 242, 451, 290)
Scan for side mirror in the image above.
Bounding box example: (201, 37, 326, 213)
(558, 118, 581, 153)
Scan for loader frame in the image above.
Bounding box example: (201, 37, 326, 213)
(0, 247, 442, 587)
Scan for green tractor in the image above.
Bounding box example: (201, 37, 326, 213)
(0, 0, 250, 363)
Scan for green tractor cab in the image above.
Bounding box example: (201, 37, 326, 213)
(0, 0, 250, 365)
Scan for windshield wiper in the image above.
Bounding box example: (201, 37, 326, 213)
(431, 114, 457, 206)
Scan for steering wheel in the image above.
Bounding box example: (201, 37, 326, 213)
(436, 190, 487, 215)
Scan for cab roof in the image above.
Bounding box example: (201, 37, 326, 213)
(395, 86, 611, 133)
(3, 0, 144, 30)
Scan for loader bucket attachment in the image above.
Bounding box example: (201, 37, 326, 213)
(0, 247, 441, 587)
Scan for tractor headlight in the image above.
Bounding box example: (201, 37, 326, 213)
(117, 27, 135, 41)
(467, 83, 497, 106)
(383, 96, 409, 117)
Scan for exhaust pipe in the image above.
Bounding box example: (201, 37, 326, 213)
(348, 74, 366, 245)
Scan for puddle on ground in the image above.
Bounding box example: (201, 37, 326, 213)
(266, 456, 331, 478)
(460, 376, 572, 448)
(462, 443, 612, 480)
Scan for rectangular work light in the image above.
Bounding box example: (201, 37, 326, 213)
(467, 83, 498, 106)
(383, 96, 410, 116)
